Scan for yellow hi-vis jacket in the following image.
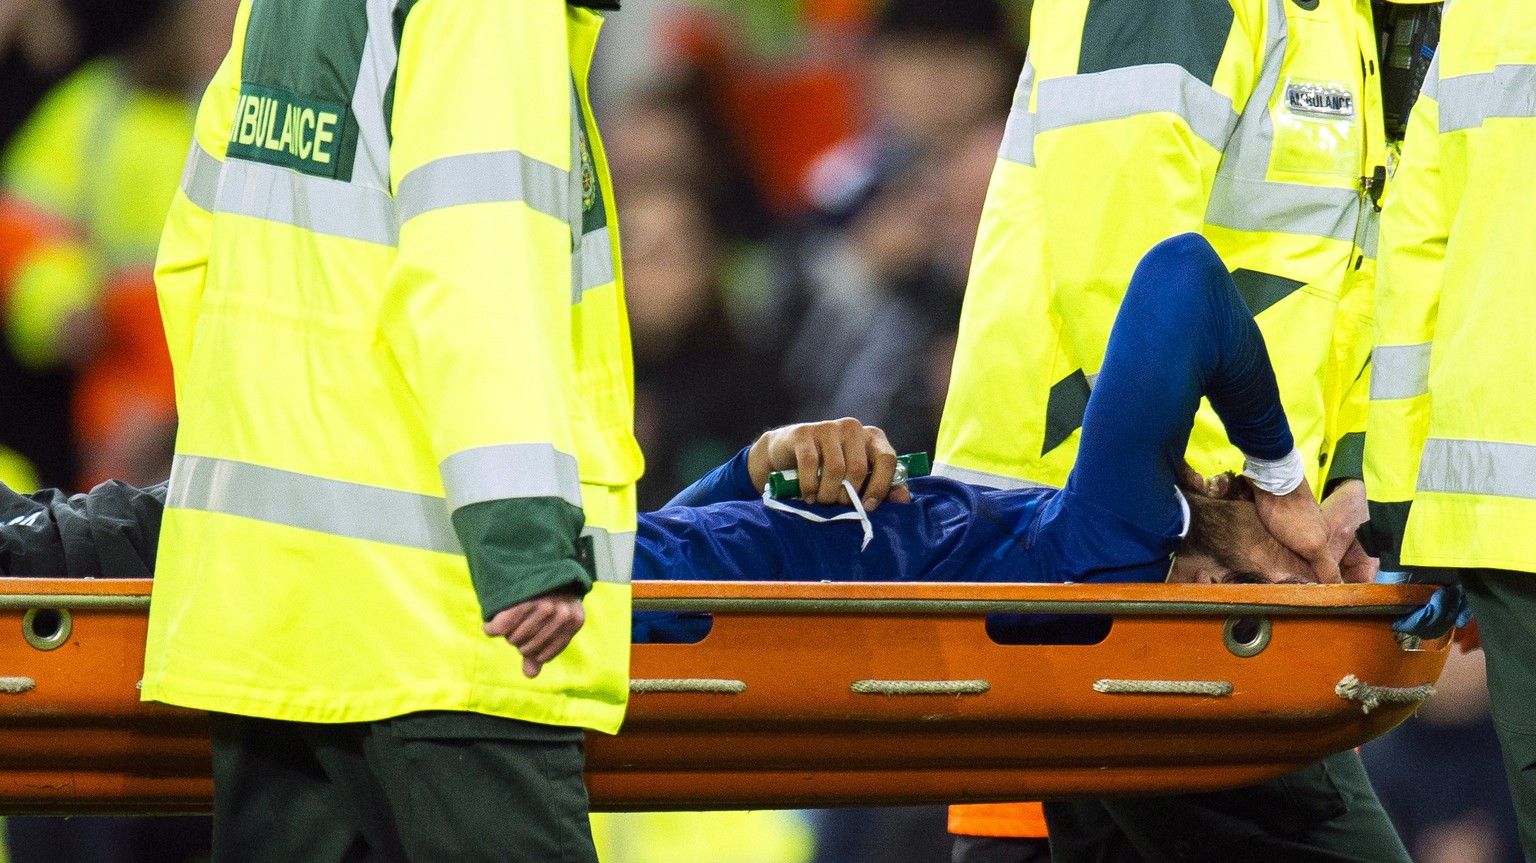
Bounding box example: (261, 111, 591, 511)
(1364, 0, 1536, 573)
(937, 0, 1391, 492)
(143, 0, 642, 732)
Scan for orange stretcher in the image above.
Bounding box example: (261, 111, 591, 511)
(0, 577, 1447, 814)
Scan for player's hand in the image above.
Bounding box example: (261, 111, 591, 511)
(747, 418, 911, 509)
(483, 587, 586, 678)
(1321, 480, 1378, 584)
(1253, 477, 1341, 584)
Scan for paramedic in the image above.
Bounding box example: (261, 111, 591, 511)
(141, 0, 637, 860)
(1363, 0, 1536, 856)
(934, 0, 1437, 859)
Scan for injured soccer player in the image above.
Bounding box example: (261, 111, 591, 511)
(0, 234, 1344, 600)
(633, 232, 1341, 590)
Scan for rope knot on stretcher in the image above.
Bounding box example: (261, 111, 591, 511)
(1334, 674, 1436, 714)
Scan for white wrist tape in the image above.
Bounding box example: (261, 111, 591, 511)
(1242, 447, 1305, 496)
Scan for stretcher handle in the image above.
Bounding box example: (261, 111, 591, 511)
(1092, 679, 1234, 697)
(630, 678, 746, 694)
(850, 679, 990, 696)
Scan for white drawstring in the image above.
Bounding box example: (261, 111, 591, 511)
(1173, 486, 1191, 539)
(761, 479, 875, 551)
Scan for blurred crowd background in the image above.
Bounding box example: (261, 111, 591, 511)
(0, 0, 1518, 861)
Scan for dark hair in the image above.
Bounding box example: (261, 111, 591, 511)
(1177, 471, 1264, 581)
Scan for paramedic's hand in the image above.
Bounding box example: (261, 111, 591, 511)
(1254, 477, 1342, 584)
(748, 418, 911, 509)
(483, 587, 586, 678)
(1322, 480, 1378, 584)
(1376, 570, 1472, 639)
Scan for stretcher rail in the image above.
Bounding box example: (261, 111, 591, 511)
(0, 578, 1448, 813)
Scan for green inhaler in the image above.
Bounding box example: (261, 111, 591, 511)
(766, 452, 931, 500)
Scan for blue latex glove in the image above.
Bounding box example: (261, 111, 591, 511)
(1376, 570, 1472, 638)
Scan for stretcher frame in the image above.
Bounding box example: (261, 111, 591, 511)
(0, 577, 1446, 813)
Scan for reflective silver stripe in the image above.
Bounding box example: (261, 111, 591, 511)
(585, 526, 634, 585)
(1439, 65, 1536, 133)
(574, 225, 615, 299)
(931, 462, 1056, 491)
(395, 151, 571, 225)
(349, 0, 398, 193)
(999, 103, 1037, 166)
(1360, 198, 1379, 258)
(178, 140, 222, 212)
(170, 453, 628, 582)
(1479, 62, 1536, 119)
(216, 158, 399, 245)
(1438, 71, 1493, 131)
(1370, 342, 1432, 400)
(998, 61, 1038, 166)
(439, 444, 582, 512)
(1418, 439, 1536, 500)
(1207, 179, 1361, 243)
(167, 454, 461, 554)
(1481, 62, 1536, 119)
(1035, 64, 1239, 153)
(1205, 0, 1367, 245)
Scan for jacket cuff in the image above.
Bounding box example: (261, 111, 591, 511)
(1359, 499, 1412, 571)
(451, 496, 593, 620)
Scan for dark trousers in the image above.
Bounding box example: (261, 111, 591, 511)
(6, 815, 212, 863)
(951, 835, 1053, 863)
(1462, 569, 1536, 863)
(209, 711, 597, 863)
(1042, 750, 1409, 863)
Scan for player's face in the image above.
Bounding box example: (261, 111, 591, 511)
(1167, 547, 1315, 584)
(1168, 494, 1320, 585)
